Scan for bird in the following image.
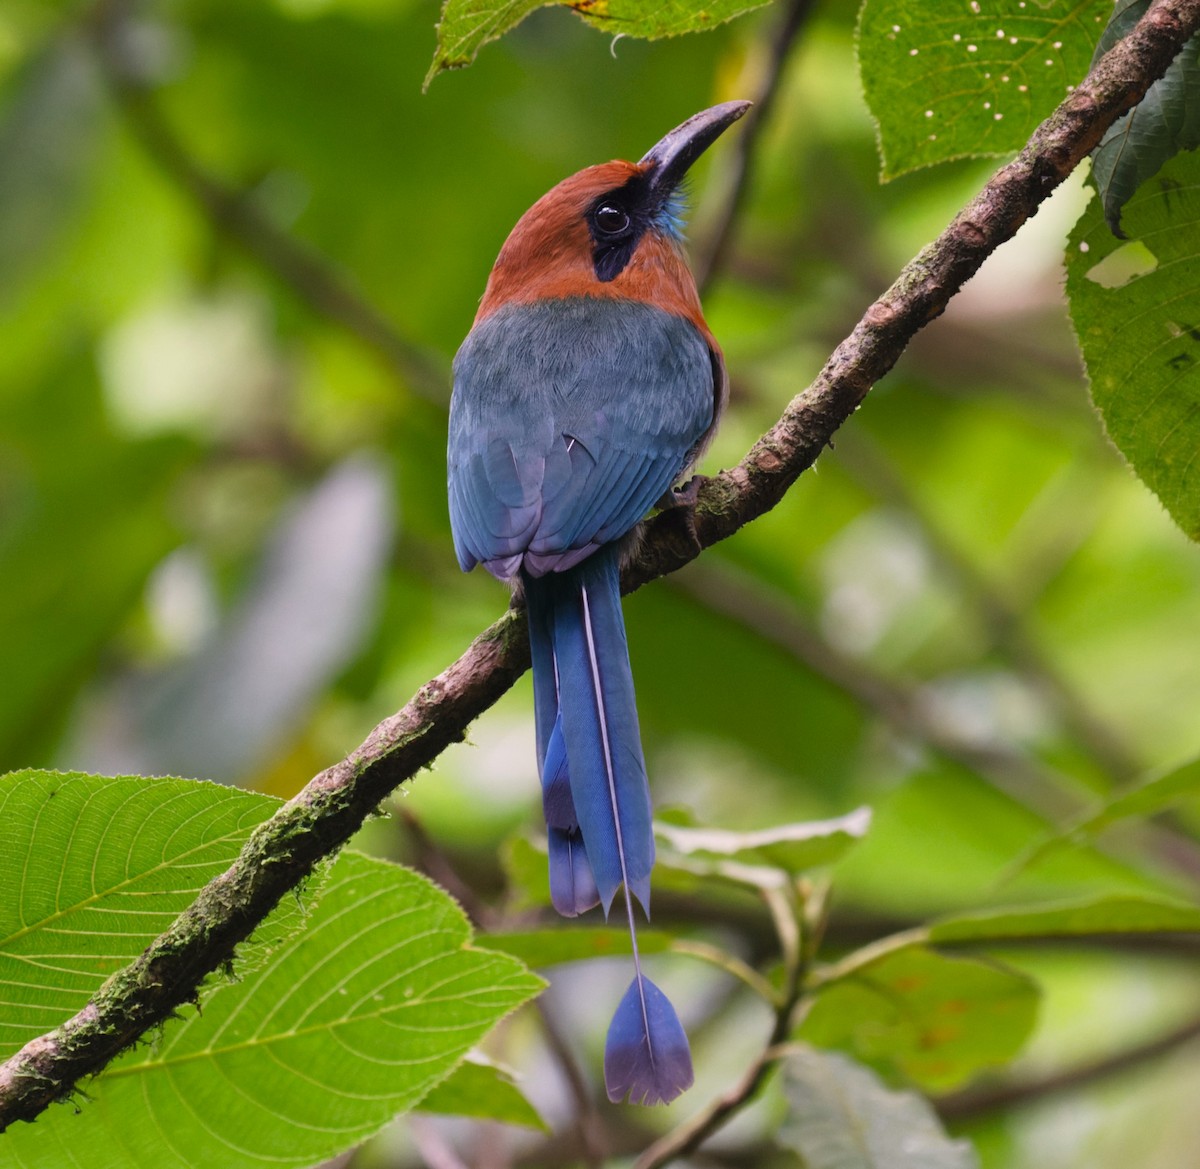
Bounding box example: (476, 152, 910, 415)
(447, 101, 749, 1106)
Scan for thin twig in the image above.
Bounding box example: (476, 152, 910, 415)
(533, 1001, 608, 1169)
(671, 940, 780, 1004)
(2, 0, 1198, 1130)
(694, 0, 818, 293)
(634, 1042, 792, 1169)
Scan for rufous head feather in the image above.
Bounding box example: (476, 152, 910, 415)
(476, 102, 751, 325)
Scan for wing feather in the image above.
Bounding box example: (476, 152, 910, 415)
(447, 298, 714, 577)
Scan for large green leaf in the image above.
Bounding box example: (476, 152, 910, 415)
(779, 1047, 980, 1169)
(425, 0, 769, 87)
(801, 945, 1039, 1090)
(858, 0, 1109, 178)
(4, 850, 544, 1168)
(1066, 151, 1200, 540)
(1090, 0, 1200, 233)
(0, 770, 284, 1059)
(798, 897, 1193, 1121)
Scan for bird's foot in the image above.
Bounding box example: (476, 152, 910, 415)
(669, 475, 705, 510)
(655, 475, 706, 557)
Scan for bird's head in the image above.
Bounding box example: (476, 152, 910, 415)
(476, 101, 751, 322)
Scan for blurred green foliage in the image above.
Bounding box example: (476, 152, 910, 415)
(4, 0, 1200, 1165)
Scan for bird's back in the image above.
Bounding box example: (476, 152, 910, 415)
(448, 295, 715, 579)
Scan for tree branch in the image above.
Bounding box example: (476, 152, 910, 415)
(3, 0, 1199, 1132)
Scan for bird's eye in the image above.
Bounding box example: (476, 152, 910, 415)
(594, 204, 630, 235)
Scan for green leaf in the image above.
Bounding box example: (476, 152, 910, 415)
(779, 1047, 980, 1169)
(654, 806, 871, 874)
(501, 833, 554, 911)
(1090, 1, 1200, 233)
(929, 893, 1200, 942)
(425, 0, 770, 88)
(4, 851, 545, 1169)
(832, 766, 1165, 916)
(1065, 151, 1200, 540)
(0, 770, 283, 1059)
(801, 945, 1039, 1090)
(484, 926, 675, 967)
(1012, 755, 1200, 873)
(858, 0, 1109, 179)
(417, 1054, 548, 1130)
(1078, 755, 1200, 830)
(503, 811, 849, 906)
(652, 848, 787, 891)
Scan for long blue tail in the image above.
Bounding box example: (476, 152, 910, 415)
(525, 547, 693, 1106)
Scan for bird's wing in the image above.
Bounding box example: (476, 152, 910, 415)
(448, 297, 716, 578)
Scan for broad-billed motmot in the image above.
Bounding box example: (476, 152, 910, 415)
(447, 102, 749, 1106)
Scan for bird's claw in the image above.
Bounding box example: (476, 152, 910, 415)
(655, 475, 706, 555)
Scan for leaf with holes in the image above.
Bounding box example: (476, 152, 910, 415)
(858, 0, 1110, 179)
(425, 0, 771, 88)
(1090, 0, 1200, 233)
(801, 944, 1039, 1090)
(0, 769, 287, 1059)
(4, 850, 545, 1168)
(1066, 149, 1200, 541)
(780, 1047, 980, 1169)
